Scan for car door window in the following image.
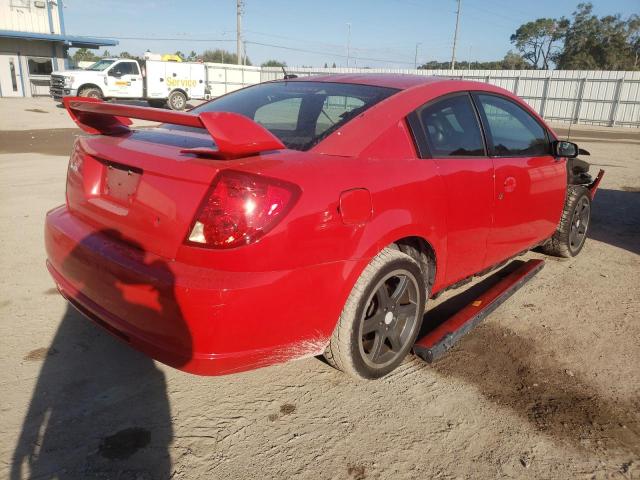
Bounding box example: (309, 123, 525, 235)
(417, 94, 485, 157)
(118, 62, 139, 75)
(110, 62, 137, 76)
(476, 94, 549, 156)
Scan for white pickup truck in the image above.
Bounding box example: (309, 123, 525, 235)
(50, 58, 208, 110)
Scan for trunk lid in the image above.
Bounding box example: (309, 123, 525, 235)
(66, 127, 220, 259)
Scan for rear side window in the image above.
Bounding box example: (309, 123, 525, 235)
(475, 94, 549, 156)
(417, 94, 485, 157)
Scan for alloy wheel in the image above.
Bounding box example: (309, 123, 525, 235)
(569, 196, 590, 253)
(358, 269, 420, 369)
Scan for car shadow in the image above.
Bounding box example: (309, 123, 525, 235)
(11, 230, 190, 479)
(588, 188, 640, 256)
(418, 266, 640, 456)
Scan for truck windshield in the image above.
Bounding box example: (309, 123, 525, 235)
(188, 81, 398, 151)
(85, 59, 116, 71)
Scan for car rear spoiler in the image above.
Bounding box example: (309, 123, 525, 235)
(62, 97, 285, 159)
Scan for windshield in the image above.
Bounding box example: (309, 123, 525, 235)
(85, 59, 116, 71)
(188, 81, 398, 151)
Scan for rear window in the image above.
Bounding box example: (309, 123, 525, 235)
(189, 81, 398, 151)
(418, 94, 485, 157)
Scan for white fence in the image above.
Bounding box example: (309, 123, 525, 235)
(260, 67, 640, 128)
(71, 61, 640, 128)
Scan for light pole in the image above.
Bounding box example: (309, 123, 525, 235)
(450, 0, 461, 70)
(346, 22, 351, 68)
(236, 0, 244, 65)
(414, 42, 422, 69)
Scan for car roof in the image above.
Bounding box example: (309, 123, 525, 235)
(288, 73, 453, 90)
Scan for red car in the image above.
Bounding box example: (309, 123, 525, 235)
(45, 74, 602, 379)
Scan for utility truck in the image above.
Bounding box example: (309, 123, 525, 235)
(50, 54, 207, 110)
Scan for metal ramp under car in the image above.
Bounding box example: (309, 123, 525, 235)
(413, 259, 545, 363)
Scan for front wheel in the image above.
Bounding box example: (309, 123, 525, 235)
(324, 247, 426, 379)
(79, 87, 103, 99)
(167, 90, 187, 111)
(542, 185, 592, 258)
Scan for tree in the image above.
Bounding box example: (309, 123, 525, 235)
(174, 51, 185, 61)
(186, 50, 198, 62)
(501, 51, 529, 70)
(331, 62, 337, 68)
(102, 50, 111, 58)
(417, 56, 529, 70)
(632, 19, 640, 68)
(119, 51, 143, 63)
(72, 48, 99, 64)
(261, 59, 287, 67)
(201, 49, 251, 65)
(557, 3, 639, 70)
(510, 18, 568, 69)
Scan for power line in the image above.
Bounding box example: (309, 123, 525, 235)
(75, 32, 455, 66)
(74, 34, 444, 65)
(245, 40, 419, 66)
(245, 29, 433, 53)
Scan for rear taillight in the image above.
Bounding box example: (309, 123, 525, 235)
(186, 171, 300, 249)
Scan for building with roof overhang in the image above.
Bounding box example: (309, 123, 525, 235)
(0, 0, 117, 97)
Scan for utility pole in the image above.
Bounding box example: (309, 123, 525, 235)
(414, 42, 422, 69)
(346, 23, 351, 68)
(236, 0, 244, 65)
(450, 0, 461, 70)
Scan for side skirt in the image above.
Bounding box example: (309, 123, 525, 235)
(414, 259, 544, 363)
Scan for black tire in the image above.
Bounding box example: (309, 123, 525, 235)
(324, 247, 426, 379)
(167, 90, 187, 111)
(79, 87, 102, 99)
(148, 99, 166, 108)
(541, 185, 591, 258)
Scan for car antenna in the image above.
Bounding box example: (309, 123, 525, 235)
(567, 118, 573, 142)
(282, 66, 298, 80)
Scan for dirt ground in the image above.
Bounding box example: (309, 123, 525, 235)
(0, 97, 639, 480)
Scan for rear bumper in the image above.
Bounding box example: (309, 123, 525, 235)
(45, 205, 355, 375)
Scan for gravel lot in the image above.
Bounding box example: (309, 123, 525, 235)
(1, 97, 639, 480)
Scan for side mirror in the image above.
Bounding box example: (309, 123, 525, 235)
(109, 69, 122, 78)
(553, 140, 579, 158)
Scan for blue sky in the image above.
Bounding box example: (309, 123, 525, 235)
(64, 0, 639, 67)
